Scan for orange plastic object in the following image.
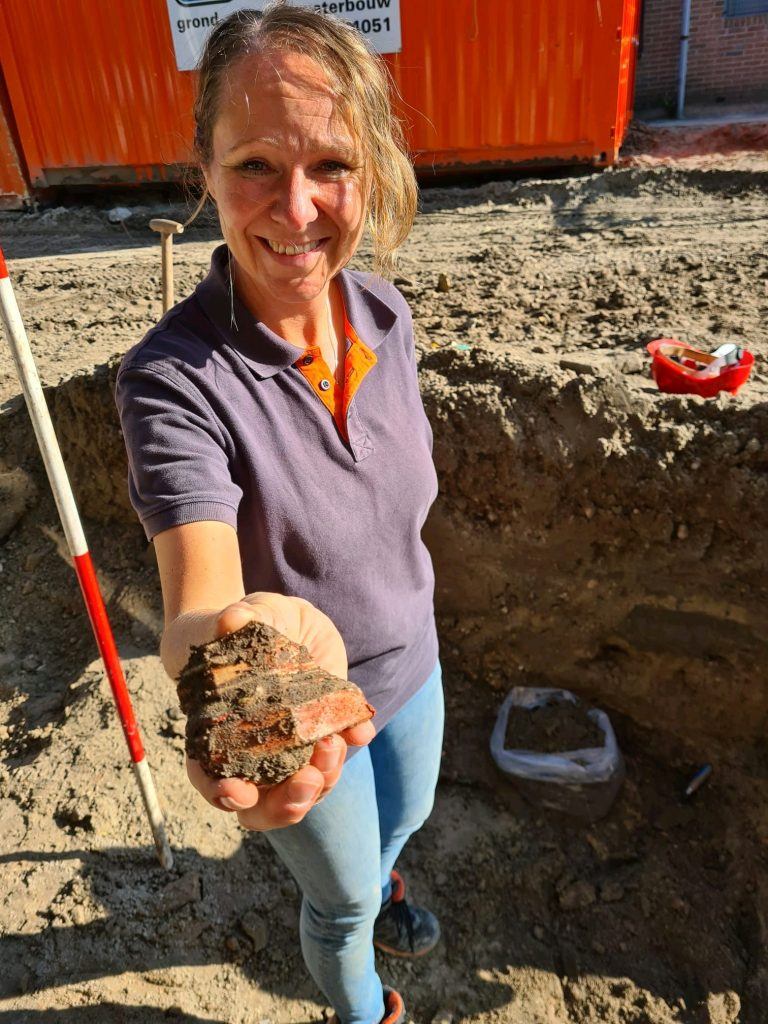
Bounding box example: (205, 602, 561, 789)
(647, 339, 754, 398)
(0, 0, 639, 198)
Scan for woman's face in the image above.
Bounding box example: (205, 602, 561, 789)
(203, 49, 366, 313)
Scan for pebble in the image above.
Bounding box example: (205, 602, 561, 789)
(24, 551, 46, 572)
(107, 206, 132, 224)
(600, 880, 625, 903)
(592, 940, 606, 954)
(559, 356, 598, 376)
(71, 904, 88, 926)
(431, 1012, 453, 1024)
(436, 272, 451, 292)
(676, 522, 689, 540)
(156, 871, 202, 914)
(22, 654, 41, 672)
(558, 880, 596, 911)
(225, 935, 240, 952)
(241, 910, 269, 952)
(532, 924, 546, 941)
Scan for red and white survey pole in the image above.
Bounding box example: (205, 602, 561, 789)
(0, 245, 173, 870)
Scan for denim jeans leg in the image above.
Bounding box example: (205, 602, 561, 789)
(265, 745, 385, 1024)
(368, 661, 445, 900)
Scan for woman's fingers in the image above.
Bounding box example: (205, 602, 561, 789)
(188, 735, 349, 828)
(309, 734, 346, 795)
(236, 764, 325, 830)
(186, 756, 260, 812)
(340, 719, 376, 747)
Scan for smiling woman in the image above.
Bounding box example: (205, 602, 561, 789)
(115, 5, 441, 1024)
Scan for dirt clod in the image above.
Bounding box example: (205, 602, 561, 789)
(0, 468, 34, 540)
(241, 910, 269, 952)
(558, 880, 597, 911)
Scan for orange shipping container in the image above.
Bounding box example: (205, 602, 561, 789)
(0, 0, 639, 200)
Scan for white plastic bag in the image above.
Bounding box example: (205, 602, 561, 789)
(490, 687, 624, 819)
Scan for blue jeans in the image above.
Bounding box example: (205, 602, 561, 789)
(266, 661, 444, 1024)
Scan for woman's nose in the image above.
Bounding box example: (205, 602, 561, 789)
(271, 168, 318, 231)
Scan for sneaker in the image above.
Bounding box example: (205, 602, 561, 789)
(327, 986, 405, 1024)
(381, 987, 406, 1024)
(373, 870, 441, 958)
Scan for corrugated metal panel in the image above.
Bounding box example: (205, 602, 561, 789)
(0, 0, 638, 191)
(0, 0, 196, 187)
(392, 0, 639, 170)
(0, 71, 28, 206)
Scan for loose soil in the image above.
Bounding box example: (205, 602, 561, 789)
(504, 698, 604, 755)
(2, 149, 768, 1023)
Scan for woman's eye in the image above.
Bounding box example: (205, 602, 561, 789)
(318, 161, 350, 175)
(239, 159, 271, 175)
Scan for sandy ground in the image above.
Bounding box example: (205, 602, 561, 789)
(2, 149, 768, 1023)
(2, 162, 768, 409)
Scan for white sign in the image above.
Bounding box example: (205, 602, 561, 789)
(166, 0, 401, 71)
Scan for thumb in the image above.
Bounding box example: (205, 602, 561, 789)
(216, 600, 263, 638)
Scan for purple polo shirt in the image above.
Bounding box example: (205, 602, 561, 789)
(116, 244, 439, 732)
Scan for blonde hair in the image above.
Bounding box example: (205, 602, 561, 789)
(193, 3, 417, 276)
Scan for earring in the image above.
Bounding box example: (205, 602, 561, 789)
(227, 249, 238, 333)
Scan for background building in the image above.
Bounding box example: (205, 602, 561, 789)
(635, 0, 768, 115)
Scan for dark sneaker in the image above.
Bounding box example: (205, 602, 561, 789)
(327, 986, 405, 1024)
(373, 870, 441, 958)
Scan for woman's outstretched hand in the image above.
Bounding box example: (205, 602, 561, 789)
(184, 592, 376, 831)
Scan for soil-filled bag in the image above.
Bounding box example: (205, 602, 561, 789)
(490, 687, 625, 821)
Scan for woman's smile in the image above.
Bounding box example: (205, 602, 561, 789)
(255, 234, 331, 263)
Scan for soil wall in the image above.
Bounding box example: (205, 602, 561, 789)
(2, 343, 765, 752)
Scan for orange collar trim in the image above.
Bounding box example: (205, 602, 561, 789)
(293, 315, 377, 441)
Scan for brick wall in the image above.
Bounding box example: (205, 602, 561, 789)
(635, 0, 768, 113)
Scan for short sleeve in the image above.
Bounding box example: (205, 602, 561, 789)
(115, 365, 243, 540)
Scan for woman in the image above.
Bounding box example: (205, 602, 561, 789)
(116, 6, 442, 1023)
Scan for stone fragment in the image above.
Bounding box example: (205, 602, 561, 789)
(107, 206, 132, 224)
(559, 356, 598, 376)
(241, 910, 269, 952)
(437, 273, 451, 293)
(431, 1011, 453, 1024)
(558, 880, 596, 911)
(156, 871, 202, 914)
(178, 621, 373, 785)
(600, 880, 625, 903)
(0, 469, 35, 540)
